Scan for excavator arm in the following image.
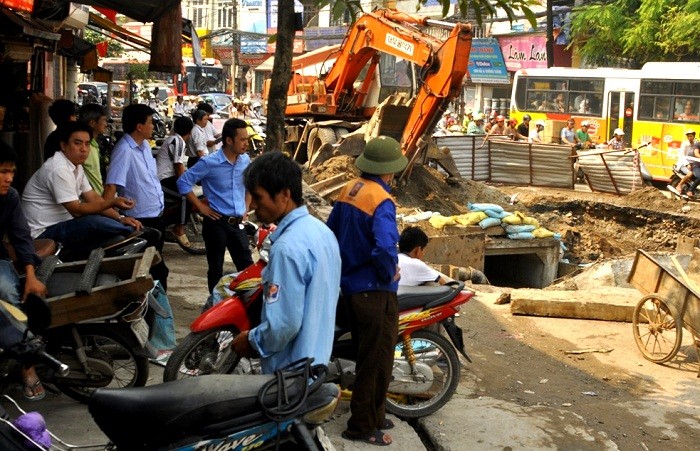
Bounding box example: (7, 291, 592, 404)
(285, 9, 471, 167)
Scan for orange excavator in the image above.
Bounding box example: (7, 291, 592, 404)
(267, 9, 472, 177)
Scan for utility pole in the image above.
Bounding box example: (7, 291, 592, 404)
(232, 0, 240, 97)
(546, 0, 554, 67)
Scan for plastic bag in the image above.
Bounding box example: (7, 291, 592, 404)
(147, 281, 176, 351)
(467, 202, 504, 213)
(479, 217, 502, 229)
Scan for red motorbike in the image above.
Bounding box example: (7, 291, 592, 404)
(163, 231, 473, 418)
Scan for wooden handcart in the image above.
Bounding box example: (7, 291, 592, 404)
(627, 249, 700, 376)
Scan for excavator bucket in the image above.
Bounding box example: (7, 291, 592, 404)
(425, 140, 462, 180)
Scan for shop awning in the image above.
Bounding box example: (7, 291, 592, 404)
(62, 0, 181, 24)
(87, 12, 150, 51)
(57, 30, 98, 71)
(0, 7, 60, 42)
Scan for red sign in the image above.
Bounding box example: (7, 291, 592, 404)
(239, 53, 270, 67)
(0, 0, 34, 12)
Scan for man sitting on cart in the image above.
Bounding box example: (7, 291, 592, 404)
(21, 122, 141, 249)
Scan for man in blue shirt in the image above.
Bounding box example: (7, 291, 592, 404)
(231, 151, 340, 373)
(177, 118, 253, 294)
(327, 136, 407, 447)
(104, 104, 169, 289)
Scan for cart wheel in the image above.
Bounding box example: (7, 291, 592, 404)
(632, 294, 683, 363)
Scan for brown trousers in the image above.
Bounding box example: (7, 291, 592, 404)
(345, 291, 399, 435)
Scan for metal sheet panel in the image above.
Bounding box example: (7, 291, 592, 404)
(577, 150, 645, 195)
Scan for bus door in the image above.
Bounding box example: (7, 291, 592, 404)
(607, 91, 635, 143)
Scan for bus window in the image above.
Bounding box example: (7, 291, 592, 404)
(676, 99, 699, 121)
(513, 77, 527, 110)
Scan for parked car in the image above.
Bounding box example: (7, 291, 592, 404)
(198, 92, 233, 118)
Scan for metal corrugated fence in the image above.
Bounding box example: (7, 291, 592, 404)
(434, 135, 575, 189)
(577, 150, 644, 195)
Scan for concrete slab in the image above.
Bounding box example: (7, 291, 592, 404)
(323, 400, 426, 450)
(510, 287, 641, 322)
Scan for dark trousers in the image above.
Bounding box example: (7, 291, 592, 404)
(136, 216, 169, 291)
(345, 291, 399, 436)
(202, 217, 253, 293)
(161, 176, 192, 226)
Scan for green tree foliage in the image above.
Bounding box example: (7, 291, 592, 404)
(571, 0, 700, 67)
(265, 0, 537, 152)
(83, 28, 124, 57)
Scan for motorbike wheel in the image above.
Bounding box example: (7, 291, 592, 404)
(163, 326, 258, 382)
(51, 326, 149, 404)
(386, 330, 461, 418)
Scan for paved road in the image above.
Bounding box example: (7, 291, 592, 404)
(5, 243, 698, 450)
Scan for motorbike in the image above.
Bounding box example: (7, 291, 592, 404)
(152, 110, 168, 140)
(668, 155, 700, 199)
(163, 233, 473, 418)
(0, 249, 156, 404)
(246, 119, 266, 156)
(0, 295, 338, 450)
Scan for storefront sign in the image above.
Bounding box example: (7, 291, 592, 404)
(498, 34, 548, 71)
(239, 0, 267, 54)
(467, 38, 509, 84)
(0, 0, 33, 13)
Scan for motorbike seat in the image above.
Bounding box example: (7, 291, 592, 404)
(89, 374, 339, 449)
(397, 284, 460, 311)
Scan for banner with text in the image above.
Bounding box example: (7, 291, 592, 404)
(498, 34, 548, 71)
(467, 38, 509, 84)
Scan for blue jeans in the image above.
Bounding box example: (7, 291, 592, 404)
(0, 260, 20, 305)
(39, 215, 134, 248)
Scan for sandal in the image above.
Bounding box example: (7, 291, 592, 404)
(380, 419, 395, 430)
(23, 380, 46, 401)
(342, 429, 392, 446)
(173, 232, 191, 247)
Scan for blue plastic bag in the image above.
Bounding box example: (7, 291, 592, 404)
(147, 281, 176, 351)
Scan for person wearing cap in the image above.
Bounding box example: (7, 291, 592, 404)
(437, 110, 452, 132)
(575, 121, 595, 149)
(685, 140, 700, 198)
(231, 151, 341, 374)
(173, 95, 187, 118)
(480, 115, 507, 147)
(529, 119, 546, 143)
(504, 118, 523, 141)
(517, 114, 531, 138)
(607, 128, 626, 150)
(461, 109, 474, 132)
(560, 119, 579, 146)
(327, 136, 408, 446)
(673, 130, 698, 193)
(467, 113, 486, 135)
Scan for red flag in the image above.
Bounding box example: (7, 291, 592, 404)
(93, 7, 117, 22)
(96, 41, 108, 58)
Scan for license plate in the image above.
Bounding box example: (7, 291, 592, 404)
(130, 318, 150, 347)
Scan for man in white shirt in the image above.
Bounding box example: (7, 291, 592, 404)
(187, 109, 210, 167)
(21, 122, 139, 248)
(197, 102, 222, 155)
(397, 227, 449, 286)
(672, 129, 698, 194)
(173, 95, 187, 117)
(156, 116, 194, 244)
(529, 120, 546, 143)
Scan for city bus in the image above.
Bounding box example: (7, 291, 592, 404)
(99, 57, 227, 95)
(510, 63, 700, 182)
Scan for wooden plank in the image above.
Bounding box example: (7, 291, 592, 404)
(48, 277, 152, 327)
(310, 173, 346, 192)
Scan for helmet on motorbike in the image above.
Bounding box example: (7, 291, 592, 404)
(613, 128, 624, 136)
(522, 114, 531, 121)
(581, 120, 590, 127)
(535, 119, 546, 127)
(685, 129, 696, 136)
(474, 113, 484, 122)
(496, 115, 505, 122)
(252, 101, 262, 110)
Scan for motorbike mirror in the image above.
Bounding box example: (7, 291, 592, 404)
(23, 293, 52, 335)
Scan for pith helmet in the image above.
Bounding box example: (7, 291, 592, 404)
(355, 136, 408, 175)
